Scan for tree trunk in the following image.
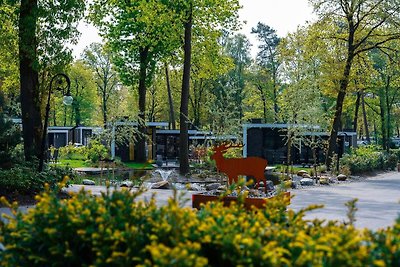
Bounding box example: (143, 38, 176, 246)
(179, 6, 192, 175)
(353, 91, 361, 132)
(385, 76, 391, 152)
(137, 47, 149, 163)
(285, 130, 293, 176)
(326, 16, 356, 169)
(191, 79, 203, 128)
(165, 64, 176, 129)
(102, 90, 107, 129)
(19, 0, 41, 161)
(273, 75, 278, 122)
(257, 85, 267, 123)
(379, 92, 387, 150)
(326, 88, 350, 167)
(63, 105, 67, 126)
(74, 102, 81, 126)
(361, 92, 370, 143)
(325, 54, 354, 168)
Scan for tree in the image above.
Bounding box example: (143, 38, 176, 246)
(245, 65, 274, 123)
(176, 0, 241, 175)
(179, 2, 193, 174)
(18, 0, 41, 161)
(82, 43, 119, 128)
(369, 45, 400, 150)
(16, 0, 84, 162)
(189, 32, 233, 128)
(211, 33, 251, 126)
(68, 61, 98, 126)
(90, 0, 182, 163)
(0, 2, 19, 117)
(224, 34, 252, 120)
(279, 26, 328, 173)
(251, 23, 281, 122)
(164, 64, 176, 129)
(309, 0, 400, 167)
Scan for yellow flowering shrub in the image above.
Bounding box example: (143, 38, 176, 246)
(0, 181, 400, 266)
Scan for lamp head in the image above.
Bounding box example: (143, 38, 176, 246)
(62, 95, 73, 105)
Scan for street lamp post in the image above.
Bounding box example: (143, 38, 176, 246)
(38, 73, 73, 172)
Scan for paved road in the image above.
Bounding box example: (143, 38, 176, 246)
(1, 171, 400, 230)
(289, 171, 400, 230)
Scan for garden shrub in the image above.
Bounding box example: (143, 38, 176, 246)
(58, 143, 87, 160)
(340, 145, 399, 174)
(85, 139, 109, 163)
(0, 113, 21, 169)
(58, 140, 109, 163)
(1, 184, 400, 266)
(0, 165, 75, 197)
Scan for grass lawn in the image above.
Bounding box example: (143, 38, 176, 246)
(54, 159, 154, 170)
(53, 159, 91, 168)
(123, 162, 154, 170)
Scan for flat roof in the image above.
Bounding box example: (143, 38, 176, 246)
(243, 123, 321, 130)
(112, 121, 168, 127)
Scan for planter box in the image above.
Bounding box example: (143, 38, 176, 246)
(192, 191, 290, 210)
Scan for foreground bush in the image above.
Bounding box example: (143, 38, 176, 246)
(340, 145, 398, 174)
(0, 185, 400, 266)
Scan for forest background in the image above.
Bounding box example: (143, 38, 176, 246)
(1, 0, 400, 174)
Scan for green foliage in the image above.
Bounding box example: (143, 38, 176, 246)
(0, 2, 19, 98)
(81, 43, 121, 126)
(2, 186, 400, 266)
(36, 0, 85, 70)
(0, 113, 21, 168)
(64, 61, 99, 126)
(59, 140, 109, 163)
(340, 146, 399, 174)
(58, 144, 86, 160)
(0, 165, 75, 196)
(85, 140, 109, 163)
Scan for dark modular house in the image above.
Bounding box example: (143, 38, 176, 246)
(111, 122, 169, 162)
(111, 122, 238, 162)
(155, 130, 237, 162)
(155, 129, 215, 162)
(243, 123, 357, 165)
(47, 126, 102, 148)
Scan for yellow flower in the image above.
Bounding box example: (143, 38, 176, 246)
(44, 228, 57, 235)
(203, 235, 211, 243)
(373, 260, 386, 267)
(77, 229, 86, 236)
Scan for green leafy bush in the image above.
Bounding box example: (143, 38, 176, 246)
(0, 113, 21, 168)
(85, 140, 109, 163)
(58, 143, 87, 160)
(0, 164, 75, 197)
(340, 145, 399, 174)
(1, 185, 400, 266)
(58, 140, 109, 163)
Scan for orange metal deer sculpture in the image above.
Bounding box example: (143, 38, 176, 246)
(211, 143, 268, 191)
